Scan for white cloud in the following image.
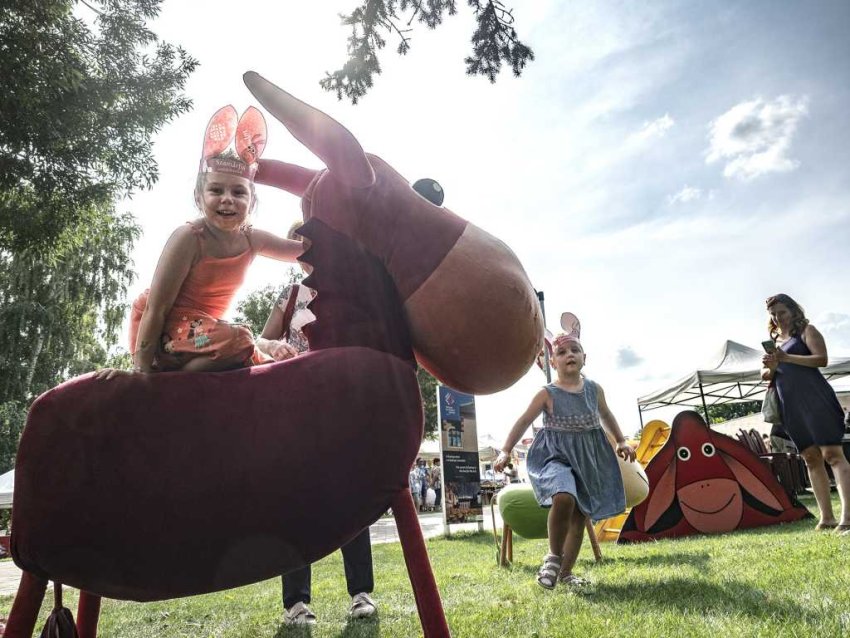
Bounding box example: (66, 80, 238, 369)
(818, 312, 850, 352)
(667, 185, 702, 205)
(706, 95, 809, 181)
(616, 347, 644, 368)
(629, 113, 675, 144)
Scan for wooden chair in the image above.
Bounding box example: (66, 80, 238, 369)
(736, 429, 808, 497)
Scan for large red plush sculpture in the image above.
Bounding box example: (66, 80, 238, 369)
(618, 411, 811, 543)
(5, 72, 543, 638)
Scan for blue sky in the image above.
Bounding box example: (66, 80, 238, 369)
(119, 0, 850, 439)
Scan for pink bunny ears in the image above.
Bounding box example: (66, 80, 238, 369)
(200, 106, 267, 180)
(552, 312, 581, 348)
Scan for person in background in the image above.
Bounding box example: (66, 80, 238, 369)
(762, 293, 850, 536)
(255, 220, 376, 625)
(430, 458, 443, 510)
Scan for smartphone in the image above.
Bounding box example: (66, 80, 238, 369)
(761, 340, 777, 354)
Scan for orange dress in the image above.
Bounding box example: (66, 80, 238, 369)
(129, 224, 270, 370)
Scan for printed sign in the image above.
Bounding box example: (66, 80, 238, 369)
(437, 386, 482, 524)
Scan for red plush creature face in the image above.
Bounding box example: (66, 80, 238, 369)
(619, 411, 811, 542)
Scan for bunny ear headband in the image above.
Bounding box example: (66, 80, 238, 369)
(535, 312, 582, 370)
(553, 312, 581, 348)
(200, 105, 268, 180)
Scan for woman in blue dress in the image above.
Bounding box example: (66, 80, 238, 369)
(761, 293, 849, 535)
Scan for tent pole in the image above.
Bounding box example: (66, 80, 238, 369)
(698, 380, 710, 425)
(537, 290, 552, 385)
(637, 404, 644, 430)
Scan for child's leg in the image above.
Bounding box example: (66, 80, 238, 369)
(537, 492, 575, 589)
(179, 352, 249, 372)
(559, 507, 588, 579)
(547, 492, 576, 556)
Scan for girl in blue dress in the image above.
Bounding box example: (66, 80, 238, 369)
(496, 326, 635, 589)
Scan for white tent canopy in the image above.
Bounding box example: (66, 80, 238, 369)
(638, 340, 850, 416)
(0, 469, 14, 509)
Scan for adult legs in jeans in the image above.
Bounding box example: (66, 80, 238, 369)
(282, 527, 374, 609)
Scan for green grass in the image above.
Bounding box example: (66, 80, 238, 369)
(2, 495, 848, 637)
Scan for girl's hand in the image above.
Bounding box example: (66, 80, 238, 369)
(263, 339, 299, 361)
(494, 451, 511, 473)
(616, 441, 636, 463)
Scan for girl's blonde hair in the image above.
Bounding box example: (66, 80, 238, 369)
(766, 293, 808, 340)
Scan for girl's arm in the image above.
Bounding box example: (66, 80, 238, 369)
(493, 388, 548, 472)
(251, 229, 304, 262)
(133, 226, 198, 372)
(597, 384, 636, 462)
(774, 324, 829, 368)
(255, 286, 298, 361)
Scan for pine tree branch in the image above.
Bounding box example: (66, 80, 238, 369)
(322, 0, 529, 103)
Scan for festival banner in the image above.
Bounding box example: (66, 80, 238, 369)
(437, 385, 482, 525)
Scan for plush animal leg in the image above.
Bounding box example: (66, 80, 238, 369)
(585, 519, 603, 562)
(3, 571, 48, 637)
(391, 489, 450, 638)
(76, 591, 101, 638)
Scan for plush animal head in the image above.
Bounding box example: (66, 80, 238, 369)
(246, 71, 543, 394)
(619, 410, 811, 542)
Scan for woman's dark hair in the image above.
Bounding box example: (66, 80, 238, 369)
(766, 293, 809, 340)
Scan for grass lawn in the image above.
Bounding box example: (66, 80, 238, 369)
(1, 494, 847, 637)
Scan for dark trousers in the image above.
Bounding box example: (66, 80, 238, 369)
(282, 527, 374, 609)
(434, 487, 442, 507)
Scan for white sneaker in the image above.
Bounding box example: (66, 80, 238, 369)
(284, 601, 317, 625)
(349, 592, 377, 619)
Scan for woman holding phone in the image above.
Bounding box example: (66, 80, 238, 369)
(761, 293, 850, 534)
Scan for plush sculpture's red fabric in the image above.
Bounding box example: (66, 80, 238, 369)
(13, 219, 422, 601)
(619, 411, 812, 543)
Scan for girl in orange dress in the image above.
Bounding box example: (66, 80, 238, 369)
(105, 106, 302, 376)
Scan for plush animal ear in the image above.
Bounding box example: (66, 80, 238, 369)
(202, 105, 238, 161)
(718, 450, 783, 511)
(243, 71, 375, 188)
(235, 107, 267, 165)
(643, 460, 677, 530)
(254, 159, 320, 198)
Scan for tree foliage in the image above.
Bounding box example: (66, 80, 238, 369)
(0, 0, 198, 250)
(0, 0, 197, 466)
(0, 204, 140, 406)
(321, 0, 534, 103)
(695, 401, 762, 425)
(235, 277, 440, 438)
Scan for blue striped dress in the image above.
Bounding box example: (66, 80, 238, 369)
(526, 380, 625, 522)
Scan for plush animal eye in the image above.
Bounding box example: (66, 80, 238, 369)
(702, 443, 715, 457)
(677, 447, 691, 461)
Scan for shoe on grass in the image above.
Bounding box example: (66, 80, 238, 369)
(559, 573, 595, 594)
(284, 601, 317, 625)
(536, 553, 562, 590)
(349, 592, 377, 619)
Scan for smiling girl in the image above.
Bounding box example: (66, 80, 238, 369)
(111, 106, 301, 375)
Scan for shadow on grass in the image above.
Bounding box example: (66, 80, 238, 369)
(598, 551, 712, 570)
(593, 577, 820, 624)
(272, 617, 380, 638)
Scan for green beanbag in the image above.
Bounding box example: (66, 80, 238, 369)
(497, 484, 548, 539)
